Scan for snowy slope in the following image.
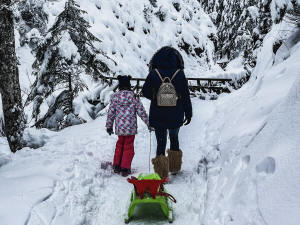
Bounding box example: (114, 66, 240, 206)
(77, 0, 219, 76)
(15, 0, 219, 84)
(199, 26, 300, 225)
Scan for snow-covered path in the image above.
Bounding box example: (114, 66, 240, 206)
(0, 99, 216, 225)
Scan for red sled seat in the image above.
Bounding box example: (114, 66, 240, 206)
(127, 174, 176, 202)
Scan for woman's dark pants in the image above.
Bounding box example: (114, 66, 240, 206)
(154, 128, 180, 156)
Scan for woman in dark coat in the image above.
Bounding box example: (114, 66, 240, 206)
(142, 46, 192, 178)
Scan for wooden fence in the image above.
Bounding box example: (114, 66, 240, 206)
(101, 75, 232, 95)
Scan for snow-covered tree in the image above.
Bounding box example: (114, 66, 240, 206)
(0, 0, 26, 152)
(26, 0, 116, 130)
(16, 0, 48, 48)
(200, 0, 299, 70)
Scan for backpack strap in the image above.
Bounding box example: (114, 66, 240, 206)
(170, 69, 180, 81)
(155, 69, 164, 82)
(155, 69, 180, 83)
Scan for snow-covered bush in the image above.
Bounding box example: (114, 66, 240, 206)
(15, 0, 48, 48)
(22, 127, 50, 149)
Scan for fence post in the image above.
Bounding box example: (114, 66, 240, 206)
(136, 80, 140, 94)
(197, 79, 201, 92)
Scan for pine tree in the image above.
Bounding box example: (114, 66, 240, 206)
(0, 0, 26, 152)
(26, 0, 115, 130)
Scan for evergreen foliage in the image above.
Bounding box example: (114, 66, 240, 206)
(26, 0, 115, 130)
(200, 0, 299, 70)
(15, 0, 47, 49)
(18, 0, 48, 33)
(200, 0, 273, 69)
(286, 4, 300, 27)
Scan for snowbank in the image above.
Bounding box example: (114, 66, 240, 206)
(200, 26, 300, 225)
(200, 68, 247, 82)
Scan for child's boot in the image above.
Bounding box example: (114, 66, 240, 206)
(152, 155, 169, 179)
(121, 168, 131, 177)
(113, 165, 121, 173)
(167, 149, 182, 175)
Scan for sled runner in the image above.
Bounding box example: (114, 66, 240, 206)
(124, 173, 176, 223)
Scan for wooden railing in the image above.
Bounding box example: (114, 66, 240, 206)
(101, 75, 232, 94)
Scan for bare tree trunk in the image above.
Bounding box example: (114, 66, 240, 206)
(68, 72, 73, 112)
(0, 1, 25, 152)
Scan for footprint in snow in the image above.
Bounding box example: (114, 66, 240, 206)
(86, 152, 94, 157)
(43, 159, 53, 166)
(256, 156, 276, 174)
(81, 178, 93, 187)
(242, 155, 251, 164)
(233, 155, 250, 175)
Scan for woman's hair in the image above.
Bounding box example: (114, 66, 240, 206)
(148, 46, 184, 72)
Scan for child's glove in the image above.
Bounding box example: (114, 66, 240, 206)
(107, 128, 114, 135)
(148, 126, 155, 132)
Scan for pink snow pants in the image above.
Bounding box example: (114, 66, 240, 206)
(113, 135, 135, 170)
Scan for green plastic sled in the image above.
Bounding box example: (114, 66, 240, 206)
(124, 173, 175, 223)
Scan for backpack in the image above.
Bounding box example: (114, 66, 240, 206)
(155, 69, 180, 107)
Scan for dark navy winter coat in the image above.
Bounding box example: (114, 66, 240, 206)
(142, 47, 192, 129)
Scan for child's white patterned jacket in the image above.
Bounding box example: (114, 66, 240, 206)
(106, 90, 149, 136)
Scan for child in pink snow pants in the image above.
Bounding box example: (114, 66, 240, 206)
(106, 75, 149, 177)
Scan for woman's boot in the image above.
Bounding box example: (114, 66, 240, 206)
(151, 155, 169, 178)
(167, 149, 182, 174)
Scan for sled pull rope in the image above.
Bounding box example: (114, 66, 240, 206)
(149, 132, 151, 173)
